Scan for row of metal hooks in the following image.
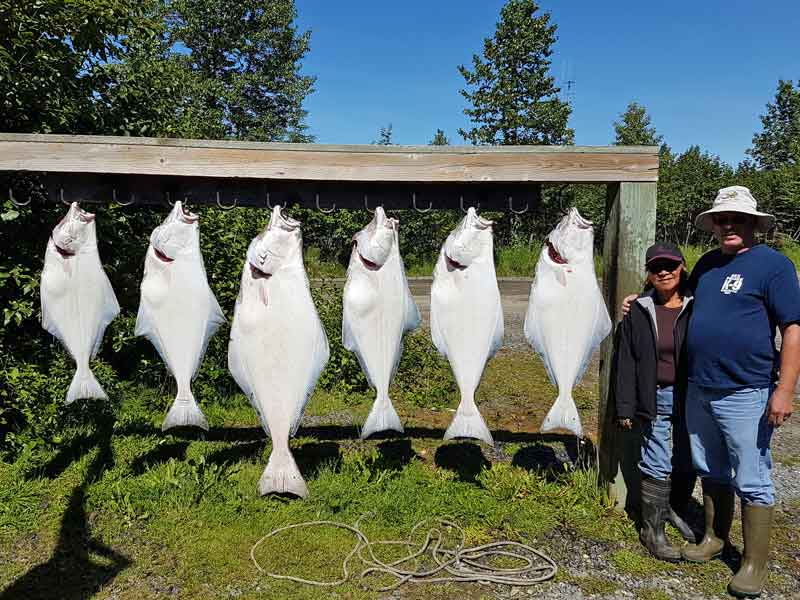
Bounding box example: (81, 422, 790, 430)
(7, 187, 530, 214)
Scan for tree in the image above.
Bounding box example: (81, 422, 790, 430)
(613, 102, 663, 146)
(373, 124, 393, 145)
(429, 129, 449, 145)
(458, 0, 573, 146)
(166, 0, 315, 142)
(657, 146, 735, 244)
(748, 80, 800, 170)
(0, 0, 151, 133)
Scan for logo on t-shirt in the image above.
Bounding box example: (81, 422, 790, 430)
(720, 273, 744, 295)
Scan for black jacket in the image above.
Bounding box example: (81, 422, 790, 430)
(613, 290, 693, 422)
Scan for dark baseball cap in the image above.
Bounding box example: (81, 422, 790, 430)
(645, 242, 684, 266)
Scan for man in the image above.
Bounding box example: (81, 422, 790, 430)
(624, 185, 799, 597)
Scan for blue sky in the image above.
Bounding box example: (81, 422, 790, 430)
(294, 0, 799, 166)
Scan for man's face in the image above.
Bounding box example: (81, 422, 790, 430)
(711, 211, 756, 254)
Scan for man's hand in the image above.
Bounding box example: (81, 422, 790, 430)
(621, 294, 638, 316)
(618, 418, 633, 430)
(768, 386, 794, 427)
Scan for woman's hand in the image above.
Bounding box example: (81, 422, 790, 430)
(621, 294, 638, 316)
(617, 418, 633, 430)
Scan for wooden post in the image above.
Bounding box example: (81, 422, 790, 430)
(598, 182, 657, 510)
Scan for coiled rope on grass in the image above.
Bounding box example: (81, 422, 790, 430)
(250, 518, 557, 592)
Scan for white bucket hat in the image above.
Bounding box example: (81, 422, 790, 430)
(694, 186, 775, 233)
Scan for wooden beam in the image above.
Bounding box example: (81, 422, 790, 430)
(0, 134, 659, 184)
(598, 182, 657, 511)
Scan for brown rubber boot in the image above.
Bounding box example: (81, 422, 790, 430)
(640, 477, 682, 562)
(728, 504, 774, 598)
(681, 479, 734, 562)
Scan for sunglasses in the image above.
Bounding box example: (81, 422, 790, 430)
(646, 260, 681, 274)
(711, 213, 750, 226)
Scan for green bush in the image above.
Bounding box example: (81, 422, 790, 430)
(0, 352, 119, 454)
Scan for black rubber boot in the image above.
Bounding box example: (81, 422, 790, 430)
(640, 477, 682, 562)
(728, 503, 774, 598)
(681, 479, 734, 563)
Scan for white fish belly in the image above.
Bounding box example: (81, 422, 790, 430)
(525, 266, 610, 393)
(137, 258, 223, 385)
(430, 265, 503, 393)
(41, 250, 119, 367)
(229, 275, 329, 440)
(342, 267, 409, 393)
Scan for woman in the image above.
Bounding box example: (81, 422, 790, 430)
(614, 241, 697, 561)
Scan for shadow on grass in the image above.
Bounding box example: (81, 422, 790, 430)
(129, 440, 190, 475)
(1, 426, 130, 600)
(434, 442, 490, 482)
(294, 441, 343, 475)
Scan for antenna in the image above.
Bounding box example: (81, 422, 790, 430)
(559, 60, 576, 104)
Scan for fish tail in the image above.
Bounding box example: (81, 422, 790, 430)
(541, 391, 583, 437)
(161, 391, 209, 431)
(360, 395, 403, 439)
(66, 367, 107, 404)
(258, 447, 308, 498)
(444, 400, 493, 445)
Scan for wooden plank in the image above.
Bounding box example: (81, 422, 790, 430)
(0, 134, 659, 183)
(598, 182, 657, 511)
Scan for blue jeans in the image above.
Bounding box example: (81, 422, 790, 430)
(639, 386, 676, 480)
(686, 383, 774, 506)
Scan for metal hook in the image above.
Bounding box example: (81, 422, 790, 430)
(412, 192, 432, 213)
(316, 193, 335, 214)
(266, 192, 282, 210)
(113, 188, 134, 207)
(216, 191, 237, 210)
(364, 194, 374, 214)
(508, 195, 528, 215)
(8, 188, 31, 207)
(460, 195, 480, 214)
(59, 188, 71, 206)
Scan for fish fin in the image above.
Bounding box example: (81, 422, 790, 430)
(444, 406, 493, 445)
(161, 393, 209, 431)
(93, 276, 120, 358)
(488, 301, 504, 359)
(429, 306, 448, 358)
(191, 295, 226, 381)
(555, 268, 567, 287)
(66, 368, 107, 404)
(574, 291, 613, 385)
(360, 397, 403, 439)
(258, 449, 308, 498)
(523, 304, 558, 386)
(227, 333, 263, 433)
(541, 392, 583, 437)
(290, 323, 330, 436)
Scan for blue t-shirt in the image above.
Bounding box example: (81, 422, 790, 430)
(687, 245, 800, 389)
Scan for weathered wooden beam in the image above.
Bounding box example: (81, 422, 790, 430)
(0, 134, 659, 183)
(598, 181, 657, 511)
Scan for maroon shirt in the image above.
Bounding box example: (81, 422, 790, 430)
(655, 304, 681, 386)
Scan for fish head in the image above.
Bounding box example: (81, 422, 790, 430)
(50, 202, 96, 257)
(544, 208, 594, 267)
(352, 206, 398, 270)
(442, 207, 493, 269)
(149, 201, 200, 263)
(246, 205, 302, 277)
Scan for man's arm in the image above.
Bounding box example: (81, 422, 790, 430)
(770, 323, 800, 426)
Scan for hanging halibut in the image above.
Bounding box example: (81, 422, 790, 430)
(135, 202, 225, 431)
(343, 207, 420, 439)
(430, 207, 503, 445)
(524, 208, 611, 437)
(41, 202, 120, 403)
(228, 206, 329, 498)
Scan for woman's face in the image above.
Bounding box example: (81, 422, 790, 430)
(647, 259, 684, 296)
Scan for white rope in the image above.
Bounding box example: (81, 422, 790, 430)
(250, 517, 557, 591)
